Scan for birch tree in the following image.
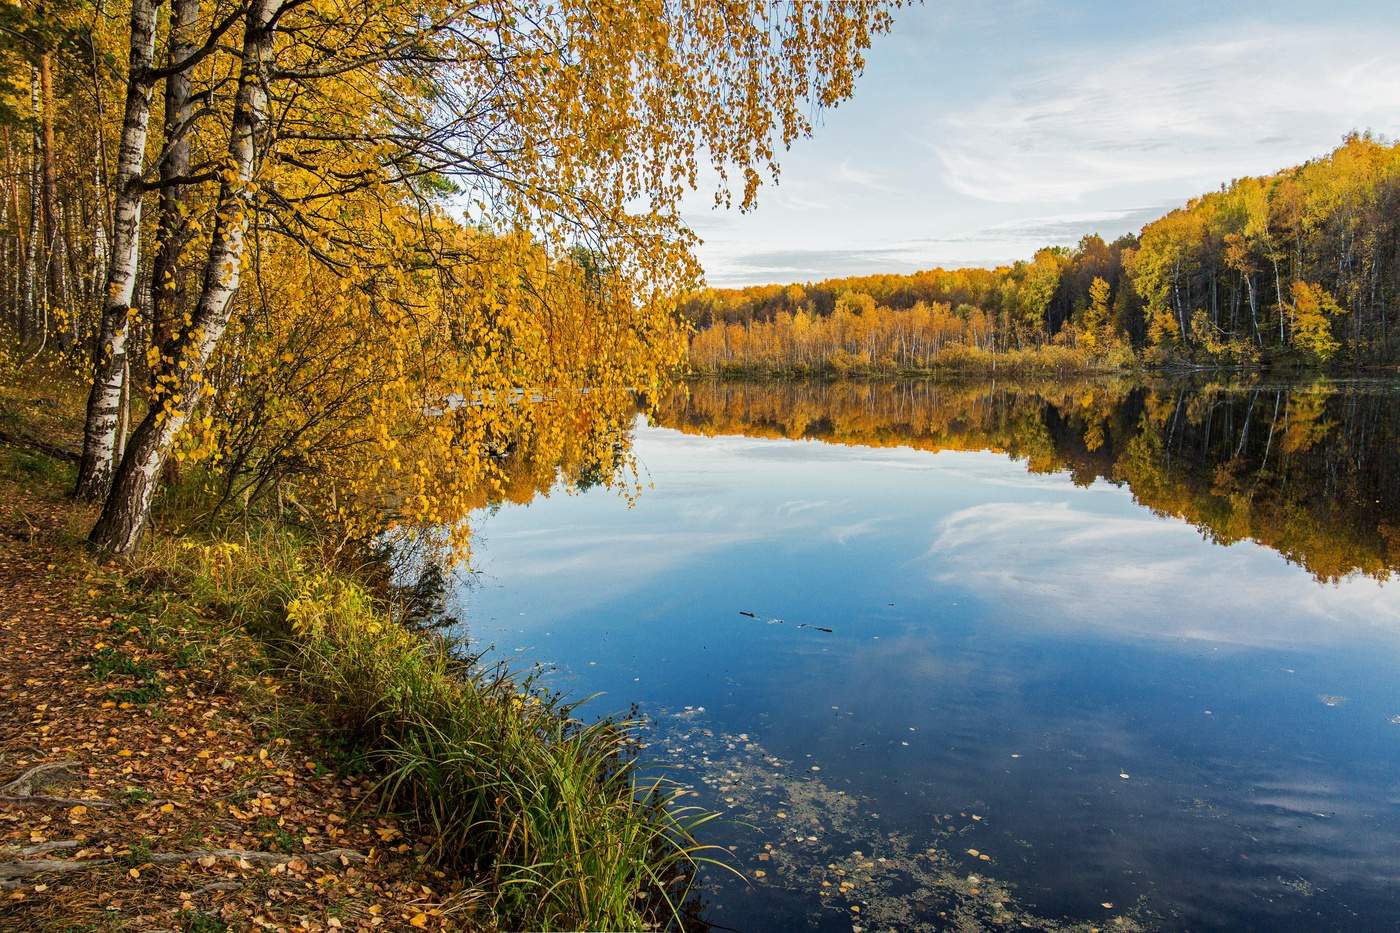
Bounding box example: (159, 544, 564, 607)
(78, 0, 901, 554)
(90, 0, 280, 551)
(73, 0, 159, 501)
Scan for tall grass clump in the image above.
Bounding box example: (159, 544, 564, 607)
(136, 527, 718, 931)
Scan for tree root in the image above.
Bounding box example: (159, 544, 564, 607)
(148, 847, 366, 866)
(0, 841, 78, 858)
(0, 794, 116, 808)
(190, 880, 242, 896)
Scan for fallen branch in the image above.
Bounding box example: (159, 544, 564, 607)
(0, 847, 365, 888)
(149, 847, 366, 866)
(0, 429, 81, 464)
(0, 760, 115, 808)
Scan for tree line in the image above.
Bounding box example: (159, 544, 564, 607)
(684, 134, 1400, 373)
(0, 0, 896, 557)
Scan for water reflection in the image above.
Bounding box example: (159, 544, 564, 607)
(455, 376, 1400, 932)
(652, 377, 1400, 582)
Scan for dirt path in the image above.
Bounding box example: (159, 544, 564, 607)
(0, 465, 462, 929)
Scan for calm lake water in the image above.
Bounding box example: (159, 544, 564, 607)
(450, 377, 1400, 932)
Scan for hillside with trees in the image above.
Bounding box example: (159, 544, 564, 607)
(685, 135, 1400, 374)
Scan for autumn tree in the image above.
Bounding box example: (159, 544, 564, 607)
(74, 0, 902, 554)
(686, 134, 1400, 373)
(1080, 276, 1111, 349)
(1286, 281, 1346, 362)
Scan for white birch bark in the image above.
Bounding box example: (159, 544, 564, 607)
(91, 0, 284, 554)
(150, 0, 201, 346)
(75, 0, 159, 502)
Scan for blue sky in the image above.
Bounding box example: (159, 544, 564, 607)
(686, 0, 1400, 287)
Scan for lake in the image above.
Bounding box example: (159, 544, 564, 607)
(449, 377, 1400, 932)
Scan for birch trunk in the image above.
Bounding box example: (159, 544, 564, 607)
(91, 0, 283, 555)
(21, 70, 40, 344)
(3, 127, 22, 334)
(39, 50, 66, 342)
(1245, 272, 1261, 346)
(0, 131, 9, 323)
(75, 0, 159, 502)
(149, 0, 201, 349)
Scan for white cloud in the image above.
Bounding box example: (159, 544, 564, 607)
(835, 160, 900, 194)
(926, 500, 1400, 650)
(827, 517, 885, 546)
(930, 27, 1400, 204)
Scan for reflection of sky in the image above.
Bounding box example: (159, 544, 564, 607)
(452, 422, 1400, 930)
(461, 423, 1400, 657)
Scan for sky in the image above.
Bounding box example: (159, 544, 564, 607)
(685, 0, 1400, 287)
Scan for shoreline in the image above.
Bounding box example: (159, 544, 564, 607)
(0, 360, 706, 931)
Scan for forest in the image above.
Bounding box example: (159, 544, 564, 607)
(685, 135, 1400, 374)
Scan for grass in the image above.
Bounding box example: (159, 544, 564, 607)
(119, 527, 721, 930)
(0, 348, 721, 931)
(179, 910, 230, 933)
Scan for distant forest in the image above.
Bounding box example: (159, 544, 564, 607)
(684, 135, 1400, 373)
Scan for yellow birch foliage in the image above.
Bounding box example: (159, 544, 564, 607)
(134, 0, 899, 559)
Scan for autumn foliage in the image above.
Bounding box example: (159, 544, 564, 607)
(685, 134, 1400, 374)
(0, 0, 899, 556)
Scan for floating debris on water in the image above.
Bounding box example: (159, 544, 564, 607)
(644, 706, 1154, 931)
